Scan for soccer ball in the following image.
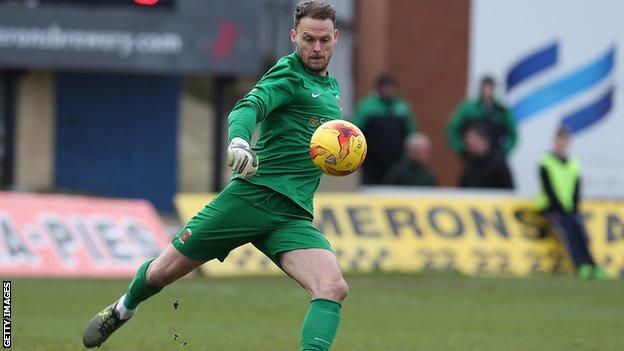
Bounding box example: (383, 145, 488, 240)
(309, 120, 367, 176)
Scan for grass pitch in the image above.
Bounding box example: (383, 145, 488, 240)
(10, 274, 624, 350)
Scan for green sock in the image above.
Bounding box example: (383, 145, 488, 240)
(123, 260, 163, 309)
(300, 299, 342, 351)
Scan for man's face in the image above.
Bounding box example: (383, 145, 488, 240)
(409, 138, 431, 164)
(554, 134, 570, 156)
(378, 83, 396, 100)
(291, 17, 338, 74)
(480, 82, 494, 102)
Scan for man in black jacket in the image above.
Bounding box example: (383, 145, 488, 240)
(353, 74, 416, 184)
(459, 123, 514, 189)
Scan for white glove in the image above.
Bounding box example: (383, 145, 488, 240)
(227, 137, 259, 179)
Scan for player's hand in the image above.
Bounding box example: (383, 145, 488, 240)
(227, 137, 258, 179)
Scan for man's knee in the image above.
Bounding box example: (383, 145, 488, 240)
(315, 278, 349, 302)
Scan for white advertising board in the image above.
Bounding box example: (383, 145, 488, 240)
(471, 0, 624, 198)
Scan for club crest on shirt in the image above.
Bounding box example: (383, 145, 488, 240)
(179, 228, 192, 244)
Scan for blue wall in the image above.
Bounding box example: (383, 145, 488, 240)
(55, 73, 180, 211)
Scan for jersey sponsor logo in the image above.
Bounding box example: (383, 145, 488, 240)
(311, 92, 322, 98)
(179, 228, 192, 244)
(308, 116, 331, 128)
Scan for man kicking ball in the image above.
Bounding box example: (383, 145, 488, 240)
(83, 1, 347, 350)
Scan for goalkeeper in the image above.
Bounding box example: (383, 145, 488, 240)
(82, 2, 346, 350)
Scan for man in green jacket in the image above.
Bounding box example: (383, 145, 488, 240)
(446, 76, 517, 158)
(353, 74, 416, 184)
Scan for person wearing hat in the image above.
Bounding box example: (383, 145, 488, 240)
(538, 126, 606, 280)
(353, 74, 417, 184)
(446, 76, 517, 160)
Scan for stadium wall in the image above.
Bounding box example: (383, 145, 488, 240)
(0, 0, 265, 211)
(8, 71, 208, 211)
(54, 73, 180, 212)
(355, 0, 469, 187)
(470, 0, 624, 199)
(15, 72, 55, 191)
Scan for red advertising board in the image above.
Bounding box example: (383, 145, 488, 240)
(0, 192, 170, 278)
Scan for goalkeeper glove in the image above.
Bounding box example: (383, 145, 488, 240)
(227, 137, 258, 179)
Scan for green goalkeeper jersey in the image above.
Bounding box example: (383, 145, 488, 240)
(228, 52, 343, 216)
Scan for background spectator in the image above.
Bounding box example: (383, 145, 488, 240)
(353, 74, 416, 184)
(383, 132, 438, 186)
(538, 126, 606, 280)
(459, 124, 514, 189)
(446, 76, 517, 159)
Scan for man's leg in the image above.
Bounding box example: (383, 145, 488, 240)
(280, 248, 348, 351)
(83, 179, 275, 348)
(569, 217, 608, 279)
(548, 212, 596, 278)
(82, 245, 204, 348)
(557, 214, 596, 269)
(569, 217, 596, 266)
(548, 213, 585, 267)
(127, 244, 204, 307)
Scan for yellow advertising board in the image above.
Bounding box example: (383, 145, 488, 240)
(175, 192, 624, 278)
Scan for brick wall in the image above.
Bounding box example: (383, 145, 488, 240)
(355, 0, 469, 186)
(354, 0, 389, 99)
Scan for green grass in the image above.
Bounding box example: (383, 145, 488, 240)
(10, 274, 624, 350)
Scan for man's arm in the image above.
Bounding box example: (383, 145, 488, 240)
(228, 64, 300, 142)
(502, 107, 518, 155)
(226, 62, 300, 178)
(446, 102, 469, 154)
(499, 161, 514, 189)
(402, 99, 417, 133)
(573, 177, 581, 213)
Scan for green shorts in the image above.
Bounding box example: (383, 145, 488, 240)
(172, 179, 332, 266)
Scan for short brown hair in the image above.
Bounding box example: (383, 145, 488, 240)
(294, 1, 336, 28)
(556, 125, 572, 138)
